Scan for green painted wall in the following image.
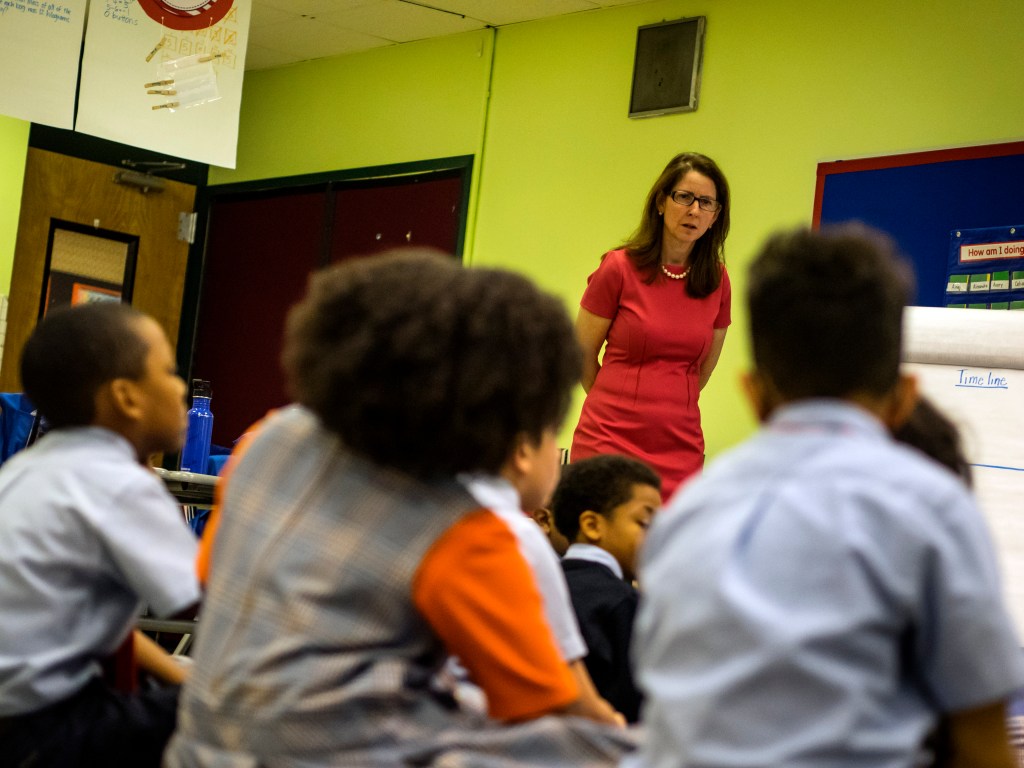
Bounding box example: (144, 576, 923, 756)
(0, 115, 29, 295)
(211, 30, 494, 183)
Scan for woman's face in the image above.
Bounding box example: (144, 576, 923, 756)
(658, 170, 719, 255)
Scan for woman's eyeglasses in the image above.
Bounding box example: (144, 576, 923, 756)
(669, 190, 721, 212)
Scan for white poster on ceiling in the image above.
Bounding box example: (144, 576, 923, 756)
(0, 0, 87, 128)
(76, 0, 250, 168)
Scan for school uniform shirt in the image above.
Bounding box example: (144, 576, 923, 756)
(562, 544, 642, 723)
(459, 474, 587, 662)
(628, 400, 1024, 768)
(166, 407, 634, 768)
(0, 427, 200, 716)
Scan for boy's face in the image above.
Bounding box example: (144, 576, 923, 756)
(129, 317, 189, 456)
(599, 483, 660, 582)
(514, 428, 563, 513)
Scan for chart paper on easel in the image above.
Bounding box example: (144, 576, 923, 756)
(903, 307, 1024, 634)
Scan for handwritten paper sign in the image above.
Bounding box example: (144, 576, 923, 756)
(0, 0, 86, 128)
(76, 0, 250, 168)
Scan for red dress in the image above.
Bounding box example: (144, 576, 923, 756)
(570, 249, 731, 501)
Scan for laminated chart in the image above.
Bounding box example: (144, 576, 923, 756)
(903, 307, 1024, 633)
(946, 226, 1024, 311)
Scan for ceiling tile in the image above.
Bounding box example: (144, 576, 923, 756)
(249, 3, 293, 30)
(257, 0, 377, 16)
(244, 43, 306, 71)
(413, 0, 598, 26)
(245, 0, 660, 70)
(318, 0, 486, 44)
(252, 16, 394, 63)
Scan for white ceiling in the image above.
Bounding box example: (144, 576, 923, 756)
(247, 0, 650, 71)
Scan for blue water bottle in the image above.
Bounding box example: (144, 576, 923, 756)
(180, 379, 214, 474)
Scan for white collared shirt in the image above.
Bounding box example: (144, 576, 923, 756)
(0, 427, 200, 715)
(459, 474, 587, 661)
(563, 542, 624, 581)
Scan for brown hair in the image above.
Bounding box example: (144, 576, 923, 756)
(618, 152, 731, 298)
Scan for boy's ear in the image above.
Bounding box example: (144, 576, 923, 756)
(103, 378, 145, 422)
(578, 510, 605, 544)
(531, 508, 555, 534)
(741, 370, 778, 423)
(507, 432, 533, 477)
(881, 372, 918, 431)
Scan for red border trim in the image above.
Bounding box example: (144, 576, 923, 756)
(812, 140, 1024, 229)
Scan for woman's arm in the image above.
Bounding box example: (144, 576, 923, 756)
(576, 308, 612, 393)
(699, 328, 728, 391)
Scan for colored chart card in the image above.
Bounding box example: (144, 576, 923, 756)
(948, 226, 1024, 311)
(903, 307, 1024, 634)
(0, 0, 87, 128)
(76, 0, 250, 168)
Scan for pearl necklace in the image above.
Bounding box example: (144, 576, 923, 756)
(661, 264, 690, 280)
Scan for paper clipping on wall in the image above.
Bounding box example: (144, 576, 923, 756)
(0, 0, 87, 128)
(77, 0, 250, 168)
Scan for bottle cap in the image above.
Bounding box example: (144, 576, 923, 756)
(192, 379, 212, 399)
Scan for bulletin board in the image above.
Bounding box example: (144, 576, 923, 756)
(945, 226, 1024, 310)
(813, 142, 1024, 307)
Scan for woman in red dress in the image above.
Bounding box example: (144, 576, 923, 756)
(571, 153, 732, 501)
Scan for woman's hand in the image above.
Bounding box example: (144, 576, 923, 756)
(699, 328, 728, 391)
(576, 308, 612, 393)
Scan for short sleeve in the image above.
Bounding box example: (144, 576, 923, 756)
(510, 519, 588, 662)
(579, 251, 626, 320)
(103, 475, 200, 617)
(412, 510, 579, 721)
(914, 489, 1024, 711)
(714, 266, 732, 329)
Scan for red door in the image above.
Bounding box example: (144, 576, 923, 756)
(330, 173, 464, 262)
(190, 166, 467, 448)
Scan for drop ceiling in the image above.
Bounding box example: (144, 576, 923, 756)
(247, 0, 650, 70)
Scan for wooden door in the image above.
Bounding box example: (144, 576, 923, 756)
(0, 148, 196, 391)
